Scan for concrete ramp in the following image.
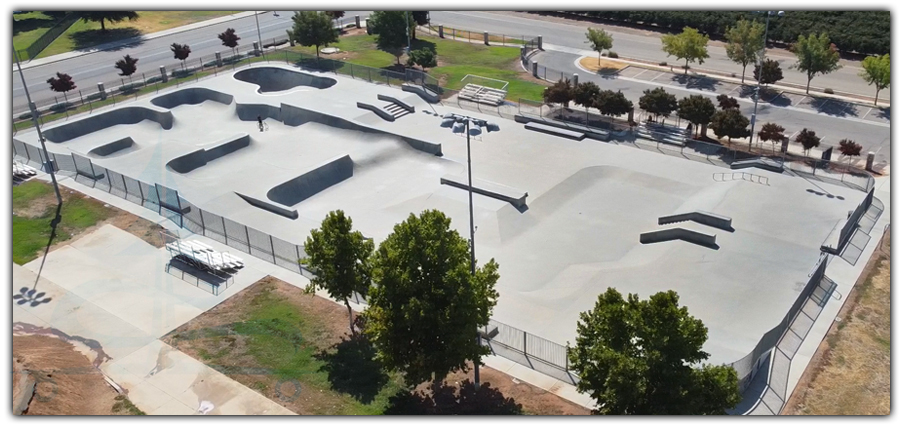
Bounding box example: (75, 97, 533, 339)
(267, 155, 353, 207)
(235, 192, 299, 220)
(234, 66, 336, 93)
(640, 227, 718, 249)
(236, 103, 282, 122)
(440, 173, 528, 210)
(43, 107, 173, 143)
(658, 211, 734, 232)
(150, 87, 233, 109)
(166, 134, 251, 174)
(88, 137, 137, 158)
(730, 157, 784, 173)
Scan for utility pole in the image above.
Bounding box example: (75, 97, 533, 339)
(13, 47, 62, 207)
(464, 118, 480, 389)
(405, 11, 412, 56)
(749, 11, 783, 149)
(255, 11, 266, 60)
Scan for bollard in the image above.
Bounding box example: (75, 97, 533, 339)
(286, 30, 294, 46)
(532, 61, 539, 77)
(439, 25, 444, 38)
(866, 152, 875, 171)
(484, 31, 489, 45)
(366, 19, 372, 35)
(573, 73, 578, 87)
(538, 35, 543, 50)
(29, 101, 37, 112)
(253, 41, 260, 57)
(215, 51, 223, 67)
(159, 67, 168, 83)
(355, 15, 360, 28)
(781, 137, 789, 154)
(97, 83, 106, 100)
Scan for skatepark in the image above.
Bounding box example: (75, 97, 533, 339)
(13, 63, 872, 385)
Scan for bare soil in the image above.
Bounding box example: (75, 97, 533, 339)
(12, 335, 136, 415)
(782, 229, 890, 415)
(578, 56, 628, 73)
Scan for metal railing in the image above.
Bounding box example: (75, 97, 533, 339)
(425, 23, 530, 47)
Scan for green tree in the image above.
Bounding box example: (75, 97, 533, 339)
(80, 11, 138, 32)
(638, 87, 678, 124)
(716, 94, 740, 110)
(411, 11, 430, 40)
(573, 82, 601, 123)
(302, 210, 374, 335)
(677, 95, 716, 138)
(757, 123, 786, 150)
(594, 90, 633, 118)
(365, 210, 500, 386)
(369, 11, 414, 65)
(709, 109, 750, 145)
(753, 59, 784, 88)
(724, 19, 765, 83)
(291, 11, 340, 60)
(406, 47, 437, 71)
(795, 128, 821, 155)
(217, 28, 240, 58)
(543, 78, 574, 108)
(324, 11, 345, 20)
(660, 26, 710, 74)
(859, 54, 890, 105)
(791, 33, 842, 94)
(568, 288, 741, 415)
(585, 27, 614, 58)
(838, 139, 862, 166)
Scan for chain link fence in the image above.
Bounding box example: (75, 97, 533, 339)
(15, 12, 81, 61)
(425, 23, 530, 47)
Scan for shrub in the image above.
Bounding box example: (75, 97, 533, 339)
(824, 88, 834, 94)
(659, 61, 667, 66)
(607, 51, 619, 58)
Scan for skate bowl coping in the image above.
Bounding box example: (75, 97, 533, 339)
(267, 155, 353, 207)
(88, 137, 137, 158)
(234, 67, 337, 93)
(640, 227, 719, 249)
(43, 107, 173, 143)
(166, 134, 252, 174)
(150, 87, 234, 109)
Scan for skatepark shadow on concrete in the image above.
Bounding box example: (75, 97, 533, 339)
(315, 333, 390, 405)
(727, 352, 771, 415)
(383, 379, 524, 415)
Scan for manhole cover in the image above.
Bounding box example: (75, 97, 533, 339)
(320, 47, 340, 54)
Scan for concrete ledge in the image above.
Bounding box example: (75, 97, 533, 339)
(640, 227, 718, 249)
(524, 122, 585, 140)
(659, 211, 734, 232)
(377, 94, 415, 113)
(267, 154, 353, 207)
(440, 173, 528, 209)
(88, 137, 137, 158)
(43, 107, 173, 143)
(235, 192, 299, 220)
(166, 134, 251, 174)
(401, 84, 440, 103)
(731, 157, 785, 173)
(236, 103, 282, 122)
(356, 101, 395, 121)
(513, 114, 610, 141)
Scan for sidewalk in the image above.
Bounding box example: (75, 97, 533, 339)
(15, 11, 262, 71)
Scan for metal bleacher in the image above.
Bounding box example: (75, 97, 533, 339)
(457, 83, 507, 106)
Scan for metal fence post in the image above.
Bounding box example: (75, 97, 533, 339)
(222, 216, 228, 241)
(523, 331, 527, 355)
(296, 244, 302, 264)
(245, 226, 251, 250)
(269, 235, 276, 259)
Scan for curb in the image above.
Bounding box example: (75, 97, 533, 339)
(15, 11, 264, 71)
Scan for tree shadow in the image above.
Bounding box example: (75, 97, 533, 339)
(315, 333, 389, 404)
(672, 74, 718, 92)
(13, 16, 57, 36)
(872, 106, 890, 122)
(597, 67, 621, 78)
(69, 27, 144, 52)
(410, 39, 437, 52)
(808, 96, 859, 117)
(384, 380, 523, 415)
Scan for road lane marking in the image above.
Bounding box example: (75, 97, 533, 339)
(631, 69, 648, 79)
(650, 72, 666, 82)
(862, 107, 874, 119)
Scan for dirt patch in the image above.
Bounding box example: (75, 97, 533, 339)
(15, 192, 58, 219)
(578, 56, 628, 73)
(782, 228, 890, 415)
(12, 335, 139, 415)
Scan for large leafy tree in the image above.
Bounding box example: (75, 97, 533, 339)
(594, 90, 633, 118)
(218, 28, 241, 57)
(411, 11, 430, 40)
(724, 19, 765, 83)
(638, 87, 678, 124)
(569, 288, 741, 415)
(369, 11, 414, 66)
(677, 95, 716, 138)
(709, 109, 750, 145)
(757, 123, 786, 150)
(795, 128, 821, 155)
(543, 78, 574, 108)
(365, 210, 500, 386)
(660, 26, 710, 74)
(302, 210, 374, 335)
(753, 59, 784, 88)
(291, 11, 339, 59)
(859, 54, 890, 105)
(791, 33, 842, 94)
(324, 11, 345, 20)
(573, 82, 601, 123)
(170, 43, 191, 73)
(585, 27, 614, 58)
(113, 55, 138, 84)
(47, 72, 76, 105)
(81, 11, 138, 32)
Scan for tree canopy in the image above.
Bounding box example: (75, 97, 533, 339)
(757, 123, 786, 148)
(859, 54, 890, 105)
(406, 47, 437, 71)
(291, 11, 340, 59)
(365, 210, 500, 386)
(677, 95, 716, 137)
(716, 94, 740, 110)
(302, 210, 374, 335)
(595, 90, 633, 117)
(661, 26, 710, 73)
(81, 11, 138, 32)
(753, 59, 784, 88)
(568, 288, 741, 415)
(369, 11, 414, 65)
(543, 78, 574, 107)
(639, 87, 678, 122)
(709, 108, 750, 144)
(218, 28, 241, 55)
(795, 128, 821, 155)
(724, 19, 765, 83)
(114, 55, 138, 78)
(586, 27, 614, 57)
(791, 33, 842, 94)
(573, 82, 601, 122)
(838, 139, 862, 160)
(47, 72, 76, 96)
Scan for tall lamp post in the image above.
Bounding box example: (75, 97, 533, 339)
(13, 47, 62, 207)
(443, 113, 499, 389)
(255, 11, 266, 60)
(748, 10, 784, 148)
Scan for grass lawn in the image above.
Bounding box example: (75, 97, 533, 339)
(13, 11, 61, 54)
(37, 11, 243, 59)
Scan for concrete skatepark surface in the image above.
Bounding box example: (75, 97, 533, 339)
(15, 64, 869, 369)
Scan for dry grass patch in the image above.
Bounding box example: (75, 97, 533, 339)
(578, 56, 629, 74)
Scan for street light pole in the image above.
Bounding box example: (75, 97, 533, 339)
(464, 118, 481, 389)
(13, 47, 62, 207)
(748, 11, 782, 149)
(405, 11, 412, 56)
(255, 11, 265, 60)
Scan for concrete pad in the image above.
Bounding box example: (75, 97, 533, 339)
(149, 398, 198, 415)
(13, 304, 50, 327)
(13, 263, 88, 324)
(88, 288, 202, 337)
(51, 302, 152, 353)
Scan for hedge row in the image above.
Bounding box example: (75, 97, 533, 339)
(558, 11, 889, 56)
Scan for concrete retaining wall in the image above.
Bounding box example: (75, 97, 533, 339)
(640, 227, 718, 249)
(513, 114, 610, 141)
(659, 211, 733, 231)
(235, 192, 299, 220)
(236, 103, 283, 122)
(88, 137, 136, 158)
(150, 87, 234, 109)
(234, 66, 337, 93)
(43, 107, 173, 143)
(166, 134, 252, 174)
(267, 154, 354, 207)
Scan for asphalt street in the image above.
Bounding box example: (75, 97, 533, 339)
(534, 50, 891, 167)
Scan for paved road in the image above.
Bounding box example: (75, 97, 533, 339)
(428, 11, 888, 103)
(13, 11, 371, 108)
(535, 50, 891, 167)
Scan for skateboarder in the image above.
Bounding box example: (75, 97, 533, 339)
(257, 115, 264, 131)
